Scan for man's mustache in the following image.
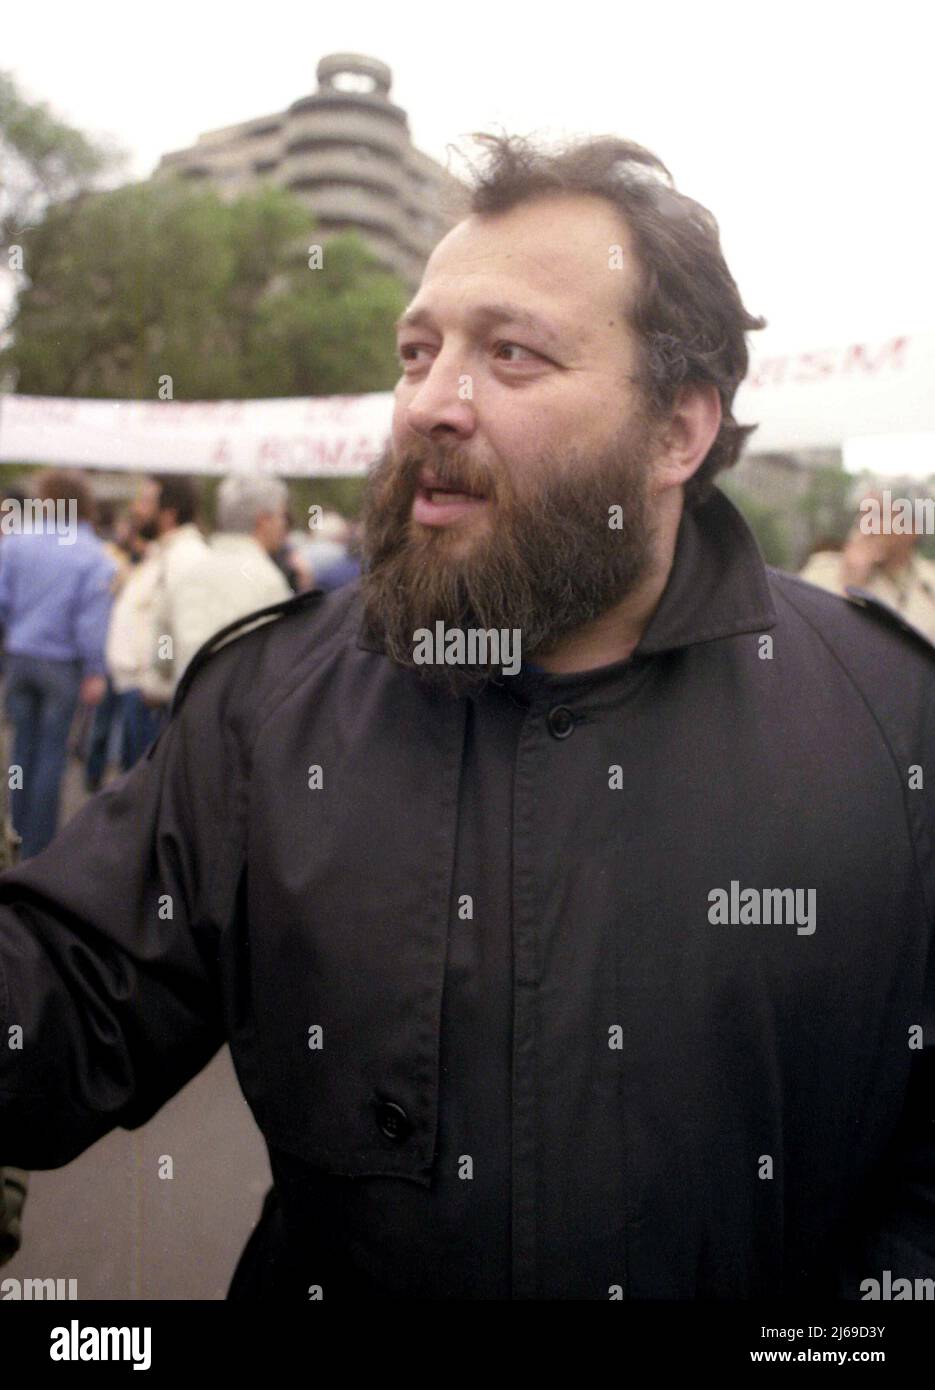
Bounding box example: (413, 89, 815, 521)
(390, 448, 500, 503)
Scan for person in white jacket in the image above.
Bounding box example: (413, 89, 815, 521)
(105, 474, 293, 765)
(136, 475, 213, 707)
(151, 473, 293, 697)
(103, 536, 165, 766)
(202, 478, 293, 631)
(102, 475, 209, 764)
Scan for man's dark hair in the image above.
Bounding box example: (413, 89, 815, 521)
(150, 474, 200, 527)
(95, 500, 116, 535)
(35, 468, 96, 523)
(455, 133, 767, 507)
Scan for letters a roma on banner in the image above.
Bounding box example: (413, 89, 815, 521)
(0, 394, 394, 477)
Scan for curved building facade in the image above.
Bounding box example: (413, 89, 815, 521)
(155, 54, 464, 291)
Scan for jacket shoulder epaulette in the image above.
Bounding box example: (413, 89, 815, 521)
(168, 587, 326, 720)
(843, 585, 935, 661)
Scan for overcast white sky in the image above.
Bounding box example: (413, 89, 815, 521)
(4, 0, 934, 352)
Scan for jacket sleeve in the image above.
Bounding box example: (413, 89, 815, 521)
(167, 554, 233, 685)
(0, 1167, 26, 1266)
(73, 551, 117, 678)
(0, 655, 244, 1169)
(0, 540, 13, 630)
(834, 999, 935, 1296)
(137, 551, 175, 705)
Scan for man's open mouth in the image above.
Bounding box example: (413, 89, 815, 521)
(418, 485, 488, 503)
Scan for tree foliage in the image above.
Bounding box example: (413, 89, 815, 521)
(718, 483, 795, 569)
(0, 71, 122, 248)
(1, 177, 408, 399)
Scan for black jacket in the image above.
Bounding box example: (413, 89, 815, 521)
(2, 487, 935, 1300)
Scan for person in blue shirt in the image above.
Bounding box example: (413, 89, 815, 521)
(313, 551, 362, 592)
(0, 469, 115, 857)
(312, 519, 363, 592)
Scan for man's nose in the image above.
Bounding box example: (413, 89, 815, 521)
(402, 352, 476, 441)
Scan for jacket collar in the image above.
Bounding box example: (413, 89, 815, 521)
(355, 484, 777, 660)
(633, 485, 776, 655)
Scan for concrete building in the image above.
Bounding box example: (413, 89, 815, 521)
(155, 53, 463, 291)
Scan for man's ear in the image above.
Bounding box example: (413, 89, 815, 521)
(651, 383, 722, 494)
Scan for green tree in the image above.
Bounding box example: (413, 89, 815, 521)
(250, 234, 409, 396)
(798, 464, 854, 553)
(0, 71, 123, 250)
(718, 480, 794, 568)
(1, 178, 408, 399)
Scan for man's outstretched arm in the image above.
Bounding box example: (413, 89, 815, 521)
(0, 662, 244, 1170)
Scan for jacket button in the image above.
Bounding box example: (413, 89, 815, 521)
(374, 1099, 412, 1142)
(547, 705, 575, 738)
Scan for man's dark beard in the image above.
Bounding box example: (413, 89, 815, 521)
(359, 422, 659, 698)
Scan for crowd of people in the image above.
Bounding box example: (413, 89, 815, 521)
(3, 466, 933, 866)
(0, 468, 361, 858)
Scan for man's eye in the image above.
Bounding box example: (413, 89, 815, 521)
(494, 342, 543, 364)
(397, 344, 432, 366)
(396, 341, 546, 369)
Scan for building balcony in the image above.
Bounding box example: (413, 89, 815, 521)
(278, 147, 401, 195)
(288, 182, 402, 238)
(284, 106, 408, 160)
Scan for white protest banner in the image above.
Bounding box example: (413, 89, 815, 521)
(734, 332, 935, 452)
(0, 393, 394, 475)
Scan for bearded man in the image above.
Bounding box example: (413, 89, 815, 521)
(1, 133, 935, 1302)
